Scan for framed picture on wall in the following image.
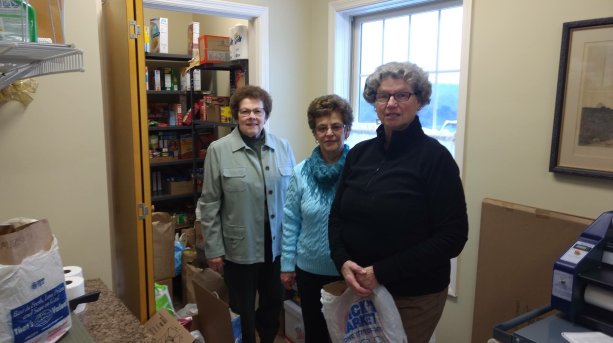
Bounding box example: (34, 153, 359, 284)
(549, 17, 613, 180)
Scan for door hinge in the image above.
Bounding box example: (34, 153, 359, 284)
(129, 20, 141, 39)
(137, 203, 149, 220)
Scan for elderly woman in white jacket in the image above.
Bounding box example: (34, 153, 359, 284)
(196, 85, 295, 343)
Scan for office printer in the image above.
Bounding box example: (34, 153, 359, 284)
(493, 211, 613, 342)
(551, 210, 613, 335)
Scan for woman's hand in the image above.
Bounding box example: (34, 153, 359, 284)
(280, 272, 296, 290)
(207, 257, 225, 273)
(355, 265, 379, 290)
(341, 260, 372, 297)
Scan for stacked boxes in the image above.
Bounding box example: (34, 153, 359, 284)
(198, 35, 230, 64)
(150, 17, 168, 53)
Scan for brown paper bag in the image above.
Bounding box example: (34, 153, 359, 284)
(0, 218, 72, 342)
(183, 264, 229, 305)
(152, 212, 175, 280)
(183, 263, 203, 304)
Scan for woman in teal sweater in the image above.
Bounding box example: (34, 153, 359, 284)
(280, 94, 353, 343)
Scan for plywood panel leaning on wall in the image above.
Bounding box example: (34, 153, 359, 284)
(472, 198, 593, 343)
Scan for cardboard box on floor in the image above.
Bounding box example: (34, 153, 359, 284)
(192, 278, 241, 343)
(472, 198, 593, 343)
(144, 309, 194, 343)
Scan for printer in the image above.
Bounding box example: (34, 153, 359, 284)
(551, 210, 613, 336)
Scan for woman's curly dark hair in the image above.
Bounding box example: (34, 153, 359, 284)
(229, 85, 273, 120)
(306, 95, 354, 134)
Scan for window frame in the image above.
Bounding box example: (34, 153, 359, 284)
(327, 0, 471, 175)
(348, 1, 462, 150)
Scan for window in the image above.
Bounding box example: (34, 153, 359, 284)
(346, 1, 463, 157)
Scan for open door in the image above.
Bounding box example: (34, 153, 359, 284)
(100, 0, 154, 321)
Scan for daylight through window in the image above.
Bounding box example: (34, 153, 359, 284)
(347, 1, 463, 156)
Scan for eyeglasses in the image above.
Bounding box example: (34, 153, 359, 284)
(375, 92, 414, 103)
(238, 108, 265, 117)
(315, 123, 345, 134)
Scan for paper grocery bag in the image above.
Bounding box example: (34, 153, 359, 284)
(0, 218, 72, 343)
(152, 212, 175, 280)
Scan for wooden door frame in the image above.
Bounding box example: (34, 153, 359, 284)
(143, 0, 269, 90)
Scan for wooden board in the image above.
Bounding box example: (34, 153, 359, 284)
(471, 198, 593, 343)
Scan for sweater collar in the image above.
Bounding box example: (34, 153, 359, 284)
(228, 127, 279, 152)
(301, 145, 349, 203)
(375, 115, 426, 153)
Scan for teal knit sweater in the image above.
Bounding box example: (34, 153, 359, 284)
(280, 145, 349, 276)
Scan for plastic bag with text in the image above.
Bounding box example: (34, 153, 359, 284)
(321, 281, 407, 343)
(0, 218, 71, 343)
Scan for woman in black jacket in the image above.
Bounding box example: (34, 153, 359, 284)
(328, 61, 468, 343)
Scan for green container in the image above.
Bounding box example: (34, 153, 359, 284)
(0, 0, 37, 42)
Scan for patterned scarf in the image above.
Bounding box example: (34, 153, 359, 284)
(301, 144, 349, 204)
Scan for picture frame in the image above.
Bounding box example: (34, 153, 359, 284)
(549, 17, 613, 179)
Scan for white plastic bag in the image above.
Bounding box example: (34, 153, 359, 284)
(321, 281, 407, 343)
(0, 219, 71, 343)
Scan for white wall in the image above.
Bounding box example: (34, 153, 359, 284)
(0, 1, 112, 286)
(264, 0, 314, 160)
(444, 1, 613, 342)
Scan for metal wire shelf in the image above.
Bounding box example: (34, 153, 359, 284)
(0, 42, 84, 89)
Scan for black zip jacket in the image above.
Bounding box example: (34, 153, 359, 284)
(328, 117, 468, 296)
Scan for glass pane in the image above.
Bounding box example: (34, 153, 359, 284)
(360, 20, 383, 75)
(438, 7, 463, 71)
(409, 11, 438, 70)
(383, 15, 409, 63)
(432, 72, 459, 130)
(358, 76, 378, 123)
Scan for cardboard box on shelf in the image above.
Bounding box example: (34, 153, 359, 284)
(204, 96, 230, 122)
(283, 300, 305, 343)
(150, 156, 177, 163)
(198, 35, 230, 64)
(167, 180, 192, 195)
(179, 134, 193, 159)
(150, 17, 168, 53)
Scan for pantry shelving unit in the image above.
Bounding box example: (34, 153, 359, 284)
(145, 53, 246, 220)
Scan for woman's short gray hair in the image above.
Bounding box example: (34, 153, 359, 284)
(363, 61, 432, 106)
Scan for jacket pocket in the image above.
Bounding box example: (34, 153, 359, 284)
(222, 167, 247, 191)
(223, 224, 246, 257)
